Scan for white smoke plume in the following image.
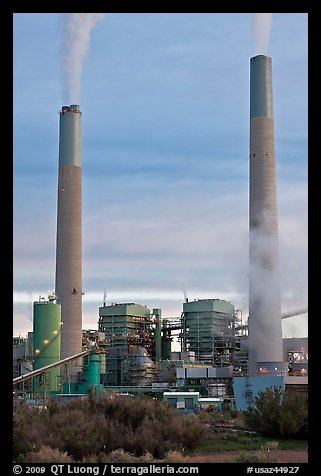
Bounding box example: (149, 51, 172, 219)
(248, 208, 283, 372)
(251, 13, 272, 55)
(62, 13, 105, 104)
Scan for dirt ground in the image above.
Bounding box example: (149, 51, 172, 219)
(180, 449, 308, 463)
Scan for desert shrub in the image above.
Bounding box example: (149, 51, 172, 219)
(232, 414, 251, 430)
(107, 449, 138, 463)
(222, 432, 238, 441)
(164, 450, 185, 462)
(22, 446, 74, 463)
(13, 405, 34, 457)
(244, 386, 308, 439)
(233, 452, 276, 463)
(94, 395, 205, 458)
(49, 408, 106, 459)
(13, 402, 51, 457)
(279, 393, 308, 438)
(196, 410, 225, 424)
(155, 412, 205, 456)
(82, 453, 107, 463)
(196, 411, 213, 422)
(139, 451, 154, 462)
(82, 450, 154, 463)
(13, 394, 206, 461)
(262, 441, 279, 451)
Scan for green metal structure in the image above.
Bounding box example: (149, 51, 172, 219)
(61, 350, 104, 395)
(182, 299, 236, 365)
(33, 300, 61, 395)
(163, 391, 199, 410)
(98, 303, 155, 357)
(83, 351, 101, 386)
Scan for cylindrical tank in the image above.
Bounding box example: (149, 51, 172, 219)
(82, 352, 101, 387)
(33, 300, 61, 395)
(126, 347, 155, 386)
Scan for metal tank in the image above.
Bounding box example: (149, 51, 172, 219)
(33, 299, 61, 395)
(55, 104, 82, 364)
(82, 351, 101, 387)
(124, 347, 156, 386)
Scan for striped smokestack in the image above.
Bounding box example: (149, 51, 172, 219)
(248, 55, 285, 375)
(55, 104, 82, 362)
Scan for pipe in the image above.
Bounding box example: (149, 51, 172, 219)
(13, 349, 91, 385)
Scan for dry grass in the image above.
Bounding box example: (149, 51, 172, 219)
(23, 446, 74, 463)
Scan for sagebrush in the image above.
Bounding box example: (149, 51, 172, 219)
(13, 395, 205, 461)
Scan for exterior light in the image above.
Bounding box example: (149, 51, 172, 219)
(35, 349, 40, 354)
(43, 339, 49, 345)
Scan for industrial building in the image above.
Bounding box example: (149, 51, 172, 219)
(181, 298, 238, 365)
(13, 334, 33, 397)
(98, 302, 158, 358)
(13, 52, 307, 410)
(13, 296, 308, 406)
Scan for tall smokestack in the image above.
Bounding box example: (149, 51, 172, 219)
(55, 104, 82, 362)
(248, 55, 284, 375)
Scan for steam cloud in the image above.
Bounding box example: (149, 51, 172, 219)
(248, 207, 283, 370)
(251, 13, 272, 55)
(62, 13, 105, 104)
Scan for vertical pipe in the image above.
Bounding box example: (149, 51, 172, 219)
(248, 56, 284, 374)
(153, 308, 162, 360)
(55, 105, 82, 363)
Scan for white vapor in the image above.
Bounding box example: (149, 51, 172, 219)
(62, 13, 105, 104)
(251, 13, 272, 55)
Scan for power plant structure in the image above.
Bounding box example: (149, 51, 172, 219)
(248, 55, 285, 375)
(32, 296, 61, 395)
(13, 297, 308, 404)
(13, 57, 307, 410)
(55, 105, 83, 363)
(181, 299, 237, 366)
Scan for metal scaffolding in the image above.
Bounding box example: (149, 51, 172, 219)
(98, 303, 156, 359)
(181, 299, 239, 366)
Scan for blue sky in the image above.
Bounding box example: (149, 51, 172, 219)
(13, 13, 308, 341)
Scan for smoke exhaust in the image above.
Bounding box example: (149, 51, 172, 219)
(62, 13, 105, 104)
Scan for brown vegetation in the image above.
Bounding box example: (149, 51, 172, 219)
(13, 391, 308, 464)
(14, 395, 205, 462)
